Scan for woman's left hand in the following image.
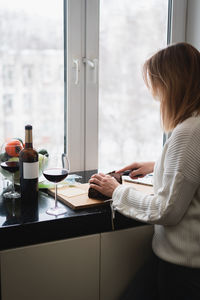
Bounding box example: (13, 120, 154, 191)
(89, 173, 120, 198)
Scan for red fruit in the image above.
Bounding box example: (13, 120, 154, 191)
(5, 140, 23, 157)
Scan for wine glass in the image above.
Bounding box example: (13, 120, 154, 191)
(43, 153, 70, 216)
(0, 139, 23, 199)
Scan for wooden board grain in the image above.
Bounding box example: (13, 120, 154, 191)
(48, 181, 154, 210)
(47, 183, 109, 210)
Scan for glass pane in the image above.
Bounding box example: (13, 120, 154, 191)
(99, 0, 168, 172)
(0, 0, 64, 153)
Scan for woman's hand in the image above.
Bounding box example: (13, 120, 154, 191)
(89, 173, 120, 198)
(116, 161, 155, 179)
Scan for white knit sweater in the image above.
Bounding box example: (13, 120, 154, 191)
(112, 116, 200, 267)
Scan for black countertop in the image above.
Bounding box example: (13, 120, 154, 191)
(0, 170, 145, 251)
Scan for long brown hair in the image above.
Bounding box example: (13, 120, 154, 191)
(143, 43, 200, 132)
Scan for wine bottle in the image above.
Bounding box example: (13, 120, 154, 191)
(19, 125, 39, 214)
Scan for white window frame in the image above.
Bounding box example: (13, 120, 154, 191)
(65, 0, 99, 172)
(66, 0, 189, 172)
(169, 0, 187, 44)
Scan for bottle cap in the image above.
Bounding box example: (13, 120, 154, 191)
(25, 125, 32, 130)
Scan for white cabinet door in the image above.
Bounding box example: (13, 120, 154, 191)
(1, 234, 100, 300)
(100, 225, 154, 300)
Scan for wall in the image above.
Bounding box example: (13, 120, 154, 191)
(186, 0, 200, 49)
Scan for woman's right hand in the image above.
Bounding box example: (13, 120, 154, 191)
(116, 161, 155, 179)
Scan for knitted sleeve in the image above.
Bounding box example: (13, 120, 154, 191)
(112, 121, 200, 225)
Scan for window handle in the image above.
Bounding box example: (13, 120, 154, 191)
(82, 58, 95, 68)
(82, 57, 98, 84)
(73, 59, 79, 85)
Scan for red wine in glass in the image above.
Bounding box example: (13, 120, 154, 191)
(1, 161, 20, 198)
(43, 168, 68, 183)
(43, 153, 70, 216)
(1, 161, 19, 173)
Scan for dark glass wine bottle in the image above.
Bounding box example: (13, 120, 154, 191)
(19, 125, 39, 218)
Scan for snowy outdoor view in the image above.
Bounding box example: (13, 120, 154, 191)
(0, 0, 64, 154)
(98, 0, 168, 172)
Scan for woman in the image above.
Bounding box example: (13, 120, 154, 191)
(89, 43, 200, 299)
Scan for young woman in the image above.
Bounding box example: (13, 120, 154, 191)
(89, 42, 200, 299)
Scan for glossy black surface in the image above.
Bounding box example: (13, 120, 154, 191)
(0, 170, 145, 250)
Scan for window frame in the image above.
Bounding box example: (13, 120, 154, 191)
(65, 0, 99, 172)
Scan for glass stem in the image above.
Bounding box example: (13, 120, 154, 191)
(55, 184, 58, 208)
(11, 173, 15, 193)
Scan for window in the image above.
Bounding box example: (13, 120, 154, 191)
(98, 0, 168, 172)
(22, 65, 33, 86)
(0, 0, 64, 154)
(0, 0, 187, 172)
(2, 65, 14, 87)
(3, 94, 13, 114)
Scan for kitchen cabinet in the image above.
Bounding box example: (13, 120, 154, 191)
(0, 225, 153, 300)
(100, 225, 153, 300)
(1, 234, 100, 300)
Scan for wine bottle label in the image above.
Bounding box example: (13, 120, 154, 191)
(23, 161, 39, 179)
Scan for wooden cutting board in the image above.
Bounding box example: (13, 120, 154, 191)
(47, 183, 108, 210)
(47, 181, 154, 210)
